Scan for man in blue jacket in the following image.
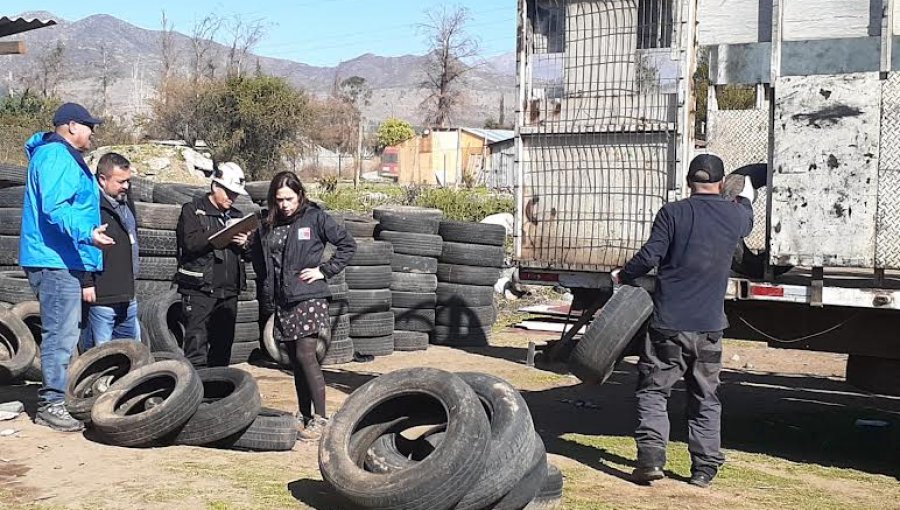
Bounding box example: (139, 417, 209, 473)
(21, 103, 115, 432)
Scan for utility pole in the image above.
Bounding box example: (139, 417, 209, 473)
(355, 117, 364, 189)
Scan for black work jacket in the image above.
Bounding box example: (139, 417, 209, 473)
(175, 195, 247, 298)
(90, 194, 137, 305)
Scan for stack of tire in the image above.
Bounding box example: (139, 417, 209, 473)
(0, 165, 28, 279)
(319, 368, 562, 510)
(373, 206, 444, 352)
(64, 340, 296, 451)
(345, 239, 395, 357)
(433, 221, 506, 347)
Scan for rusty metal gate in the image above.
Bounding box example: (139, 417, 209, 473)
(515, 0, 696, 273)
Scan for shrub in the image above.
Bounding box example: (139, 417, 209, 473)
(414, 187, 514, 222)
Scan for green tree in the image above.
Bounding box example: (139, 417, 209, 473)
(376, 118, 415, 149)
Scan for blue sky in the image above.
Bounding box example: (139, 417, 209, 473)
(7, 1, 517, 66)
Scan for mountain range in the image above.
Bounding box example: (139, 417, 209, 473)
(0, 11, 517, 128)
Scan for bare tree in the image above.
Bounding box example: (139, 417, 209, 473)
(225, 15, 267, 77)
(95, 44, 112, 115)
(159, 10, 179, 91)
(419, 6, 478, 128)
(189, 14, 223, 83)
(27, 40, 66, 98)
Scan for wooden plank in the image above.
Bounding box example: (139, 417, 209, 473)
(0, 41, 25, 55)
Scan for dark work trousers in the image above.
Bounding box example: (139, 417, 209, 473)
(181, 293, 238, 368)
(634, 327, 726, 477)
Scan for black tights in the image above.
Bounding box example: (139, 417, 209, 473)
(286, 332, 327, 421)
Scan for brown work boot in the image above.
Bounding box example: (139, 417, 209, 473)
(298, 415, 328, 442)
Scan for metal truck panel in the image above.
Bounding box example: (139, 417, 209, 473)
(770, 73, 881, 268)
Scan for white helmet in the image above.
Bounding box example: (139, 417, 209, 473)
(212, 162, 248, 195)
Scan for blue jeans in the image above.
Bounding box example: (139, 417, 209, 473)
(25, 268, 85, 408)
(82, 299, 141, 350)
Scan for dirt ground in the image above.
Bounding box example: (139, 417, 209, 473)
(1, 320, 898, 510)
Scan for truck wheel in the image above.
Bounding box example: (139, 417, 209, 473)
(568, 286, 653, 384)
(846, 355, 900, 396)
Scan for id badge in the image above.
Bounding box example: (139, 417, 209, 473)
(129, 233, 136, 245)
(298, 227, 311, 241)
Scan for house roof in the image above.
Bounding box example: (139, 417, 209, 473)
(0, 15, 57, 38)
(461, 128, 515, 144)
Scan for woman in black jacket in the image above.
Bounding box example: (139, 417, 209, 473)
(256, 171, 356, 441)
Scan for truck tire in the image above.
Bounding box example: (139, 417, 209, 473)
(392, 254, 438, 274)
(91, 359, 203, 447)
(351, 335, 394, 356)
(440, 242, 504, 268)
(0, 208, 22, 235)
(138, 290, 184, 353)
(392, 307, 436, 332)
(135, 202, 181, 230)
(0, 186, 24, 208)
(393, 331, 429, 351)
(319, 368, 489, 510)
(0, 271, 36, 304)
(376, 231, 443, 257)
(568, 286, 653, 385)
(0, 236, 19, 265)
(0, 164, 26, 185)
(137, 229, 177, 257)
(493, 432, 548, 510)
(11, 301, 42, 381)
(524, 463, 563, 510)
(345, 265, 392, 289)
(437, 263, 501, 286)
(432, 325, 492, 347)
(64, 340, 152, 423)
(436, 282, 495, 307)
(345, 219, 379, 239)
(390, 272, 438, 293)
(392, 291, 437, 309)
(349, 312, 394, 337)
(846, 355, 900, 396)
(439, 221, 506, 246)
(137, 257, 177, 281)
(329, 283, 349, 303)
(349, 241, 394, 266)
(378, 211, 440, 235)
(347, 289, 391, 313)
(0, 308, 37, 383)
(173, 367, 262, 446)
(129, 176, 156, 203)
(217, 407, 297, 451)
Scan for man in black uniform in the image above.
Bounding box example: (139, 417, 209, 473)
(175, 162, 250, 368)
(614, 154, 754, 488)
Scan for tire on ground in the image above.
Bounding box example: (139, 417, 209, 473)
(64, 340, 152, 423)
(568, 285, 653, 385)
(91, 359, 203, 447)
(319, 367, 490, 510)
(435, 305, 496, 328)
(493, 432, 548, 510)
(173, 367, 262, 446)
(0, 308, 37, 382)
(351, 335, 394, 356)
(392, 308, 436, 332)
(523, 463, 563, 510)
(345, 219, 379, 239)
(216, 407, 297, 451)
(393, 330, 429, 351)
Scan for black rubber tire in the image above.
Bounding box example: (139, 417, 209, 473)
(173, 367, 262, 446)
(236, 300, 259, 323)
(234, 322, 260, 343)
(349, 241, 394, 266)
(390, 272, 438, 293)
(345, 219, 378, 238)
(392, 307, 436, 332)
(372, 205, 442, 221)
(0, 208, 22, 235)
(378, 212, 440, 235)
(437, 263, 501, 286)
(91, 358, 203, 447)
(376, 230, 443, 257)
(846, 355, 900, 396)
(431, 325, 492, 347)
(0, 271, 36, 304)
(391, 291, 437, 309)
(244, 181, 270, 203)
(349, 311, 395, 337)
(392, 254, 438, 274)
(137, 228, 177, 257)
(0, 186, 24, 208)
(135, 202, 181, 231)
(345, 265, 392, 290)
(0, 235, 19, 265)
(11, 300, 42, 381)
(239, 280, 256, 302)
(322, 328, 354, 366)
(151, 350, 187, 362)
(130, 176, 156, 203)
(524, 463, 563, 510)
(393, 331, 430, 351)
(493, 432, 548, 510)
(351, 335, 394, 356)
(329, 299, 349, 317)
(137, 257, 177, 281)
(329, 282, 349, 302)
(440, 241, 504, 268)
(152, 183, 203, 205)
(134, 279, 174, 302)
(347, 289, 391, 313)
(436, 282, 495, 307)
(0, 164, 26, 185)
(229, 341, 258, 365)
(435, 305, 496, 328)
(262, 314, 343, 367)
(568, 285, 654, 385)
(0, 308, 37, 383)
(319, 367, 489, 510)
(439, 221, 506, 246)
(137, 290, 184, 353)
(64, 340, 153, 423)
(218, 407, 297, 451)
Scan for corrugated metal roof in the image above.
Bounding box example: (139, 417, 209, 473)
(461, 127, 515, 144)
(0, 15, 57, 39)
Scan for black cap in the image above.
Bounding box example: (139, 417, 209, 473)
(52, 103, 103, 127)
(687, 154, 725, 183)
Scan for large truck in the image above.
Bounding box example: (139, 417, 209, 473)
(514, 0, 900, 395)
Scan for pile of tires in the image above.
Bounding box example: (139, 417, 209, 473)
(345, 239, 395, 357)
(319, 368, 562, 510)
(65, 340, 296, 451)
(433, 221, 506, 347)
(374, 206, 444, 352)
(0, 307, 38, 384)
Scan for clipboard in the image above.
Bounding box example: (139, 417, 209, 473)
(208, 213, 260, 249)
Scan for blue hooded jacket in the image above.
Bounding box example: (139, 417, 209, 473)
(20, 132, 102, 271)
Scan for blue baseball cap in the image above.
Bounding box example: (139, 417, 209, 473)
(52, 103, 103, 127)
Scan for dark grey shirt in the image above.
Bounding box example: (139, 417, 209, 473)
(621, 194, 753, 332)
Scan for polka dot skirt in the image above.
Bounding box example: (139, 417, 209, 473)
(275, 298, 330, 342)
